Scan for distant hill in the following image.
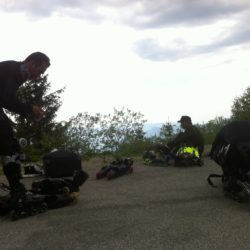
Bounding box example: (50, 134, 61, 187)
(143, 123, 163, 137)
(143, 122, 180, 137)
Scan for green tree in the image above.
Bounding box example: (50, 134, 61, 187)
(231, 86, 250, 121)
(66, 108, 146, 157)
(66, 112, 102, 157)
(99, 108, 146, 153)
(196, 116, 230, 144)
(13, 75, 68, 160)
(159, 122, 174, 141)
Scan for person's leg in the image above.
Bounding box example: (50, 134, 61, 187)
(0, 111, 26, 199)
(2, 156, 26, 198)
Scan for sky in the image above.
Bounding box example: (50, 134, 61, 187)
(1, 0, 250, 124)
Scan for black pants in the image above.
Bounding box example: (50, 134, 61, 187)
(0, 109, 23, 194)
(0, 109, 15, 155)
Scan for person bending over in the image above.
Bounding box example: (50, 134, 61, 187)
(0, 52, 50, 201)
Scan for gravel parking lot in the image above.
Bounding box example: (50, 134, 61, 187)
(0, 157, 250, 250)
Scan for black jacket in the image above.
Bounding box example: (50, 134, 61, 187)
(168, 125, 204, 155)
(0, 60, 32, 116)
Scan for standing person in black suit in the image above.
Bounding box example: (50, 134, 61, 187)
(0, 52, 50, 202)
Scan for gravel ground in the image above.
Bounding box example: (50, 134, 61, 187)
(0, 157, 250, 250)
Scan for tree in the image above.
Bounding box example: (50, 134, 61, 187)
(12, 75, 68, 160)
(196, 116, 230, 144)
(99, 108, 146, 152)
(231, 87, 250, 121)
(159, 122, 174, 141)
(66, 112, 102, 156)
(65, 108, 146, 157)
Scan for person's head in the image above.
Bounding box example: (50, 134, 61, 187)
(23, 52, 50, 79)
(178, 116, 192, 129)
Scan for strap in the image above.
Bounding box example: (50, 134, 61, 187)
(207, 174, 223, 187)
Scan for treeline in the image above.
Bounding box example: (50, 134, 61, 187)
(12, 75, 250, 160)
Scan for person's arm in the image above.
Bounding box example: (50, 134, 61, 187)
(167, 132, 185, 148)
(2, 79, 33, 116)
(168, 127, 195, 147)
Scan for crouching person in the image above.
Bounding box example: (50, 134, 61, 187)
(143, 116, 204, 166)
(209, 121, 250, 201)
(143, 143, 171, 166)
(167, 116, 204, 166)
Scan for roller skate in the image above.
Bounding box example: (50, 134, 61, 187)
(0, 194, 14, 216)
(11, 192, 48, 220)
(30, 184, 77, 210)
(106, 158, 133, 180)
(96, 158, 133, 180)
(223, 190, 243, 202)
(10, 184, 48, 220)
(96, 165, 112, 179)
(106, 165, 133, 180)
(222, 179, 245, 203)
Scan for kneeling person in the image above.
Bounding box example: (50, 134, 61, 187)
(167, 116, 204, 166)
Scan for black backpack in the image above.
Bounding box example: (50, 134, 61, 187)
(43, 150, 82, 178)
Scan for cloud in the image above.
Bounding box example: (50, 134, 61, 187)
(134, 19, 250, 61)
(0, 0, 248, 26)
(1, 0, 250, 61)
(1, 0, 249, 30)
(122, 0, 249, 29)
(0, 0, 103, 19)
(0, 0, 134, 20)
(134, 38, 192, 61)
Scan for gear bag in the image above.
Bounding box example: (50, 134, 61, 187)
(143, 144, 170, 166)
(43, 150, 82, 178)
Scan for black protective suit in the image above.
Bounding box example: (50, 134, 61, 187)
(168, 125, 204, 156)
(0, 60, 32, 195)
(210, 121, 250, 196)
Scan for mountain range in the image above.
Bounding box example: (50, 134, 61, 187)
(143, 123, 163, 137)
(143, 123, 180, 137)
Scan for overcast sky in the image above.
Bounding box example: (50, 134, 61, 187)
(1, 0, 250, 124)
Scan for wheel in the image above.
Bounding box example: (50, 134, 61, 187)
(26, 207, 34, 216)
(62, 187, 70, 195)
(39, 202, 48, 212)
(107, 170, 115, 180)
